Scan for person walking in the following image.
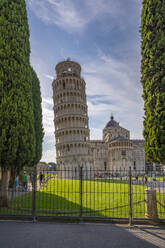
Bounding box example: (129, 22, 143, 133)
(40, 172, 44, 186)
(15, 175, 19, 190)
(144, 175, 148, 184)
(23, 172, 27, 191)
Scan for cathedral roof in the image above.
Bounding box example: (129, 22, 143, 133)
(105, 115, 119, 128)
(112, 136, 129, 142)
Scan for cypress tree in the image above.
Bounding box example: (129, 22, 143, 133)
(31, 67, 44, 165)
(141, 0, 165, 164)
(0, 0, 35, 205)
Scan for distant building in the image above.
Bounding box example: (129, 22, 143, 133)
(48, 162, 57, 170)
(90, 116, 145, 172)
(52, 59, 146, 172)
(37, 162, 50, 172)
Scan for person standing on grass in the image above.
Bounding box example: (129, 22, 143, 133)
(23, 172, 27, 191)
(145, 175, 148, 184)
(15, 175, 19, 190)
(40, 172, 44, 186)
(19, 174, 23, 187)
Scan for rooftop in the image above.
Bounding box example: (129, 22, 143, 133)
(105, 115, 119, 128)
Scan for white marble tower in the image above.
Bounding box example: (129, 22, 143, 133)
(52, 59, 90, 171)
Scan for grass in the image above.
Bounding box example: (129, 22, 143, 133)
(0, 178, 165, 219)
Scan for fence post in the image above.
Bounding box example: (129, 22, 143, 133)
(128, 166, 133, 225)
(145, 189, 158, 220)
(79, 165, 83, 221)
(32, 165, 37, 223)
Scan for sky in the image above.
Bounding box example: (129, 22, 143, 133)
(26, 0, 144, 163)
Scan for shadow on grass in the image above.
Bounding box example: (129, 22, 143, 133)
(0, 191, 33, 216)
(36, 191, 104, 217)
(0, 191, 103, 218)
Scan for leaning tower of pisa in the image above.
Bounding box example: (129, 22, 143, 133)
(52, 59, 90, 171)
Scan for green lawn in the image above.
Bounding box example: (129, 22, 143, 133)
(1, 178, 165, 219)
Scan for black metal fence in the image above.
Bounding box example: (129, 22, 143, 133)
(0, 167, 165, 223)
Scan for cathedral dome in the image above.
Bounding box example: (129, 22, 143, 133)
(105, 115, 119, 128)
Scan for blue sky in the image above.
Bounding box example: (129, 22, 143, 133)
(26, 0, 143, 163)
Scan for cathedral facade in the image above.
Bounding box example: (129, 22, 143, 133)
(90, 116, 145, 172)
(52, 59, 145, 172)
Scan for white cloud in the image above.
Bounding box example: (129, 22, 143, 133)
(42, 97, 54, 134)
(90, 128, 102, 140)
(27, 0, 140, 33)
(41, 149, 56, 163)
(82, 50, 144, 139)
(27, 0, 89, 32)
(83, 52, 142, 105)
(43, 74, 54, 80)
(41, 97, 56, 162)
(30, 54, 53, 97)
(87, 99, 120, 118)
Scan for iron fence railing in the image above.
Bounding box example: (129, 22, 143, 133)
(0, 167, 165, 223)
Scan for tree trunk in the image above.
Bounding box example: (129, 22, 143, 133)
(0, 169, 10, 207)
(9, 167, 16, 188)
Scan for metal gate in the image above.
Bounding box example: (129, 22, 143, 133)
(0, 167, 165, 223)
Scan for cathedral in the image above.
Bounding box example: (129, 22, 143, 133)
(52, 59, 145, 172)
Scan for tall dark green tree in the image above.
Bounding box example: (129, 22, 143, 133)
(141, 0, 165, 164)
(31, 67, 44, 165)
(0, 0, 36, 205)
(141, 0, 165, 163)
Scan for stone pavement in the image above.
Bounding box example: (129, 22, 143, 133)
(126, 225, 165, 248)
(0, 221, 164, 248)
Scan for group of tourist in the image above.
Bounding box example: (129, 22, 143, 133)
(15, 172, 28, 191)
(15, 171, 46, 191)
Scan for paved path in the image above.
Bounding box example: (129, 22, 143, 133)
(0, 221, 164, 248)
(127, 225, 165, 248)
(8, 189, 32, 200)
